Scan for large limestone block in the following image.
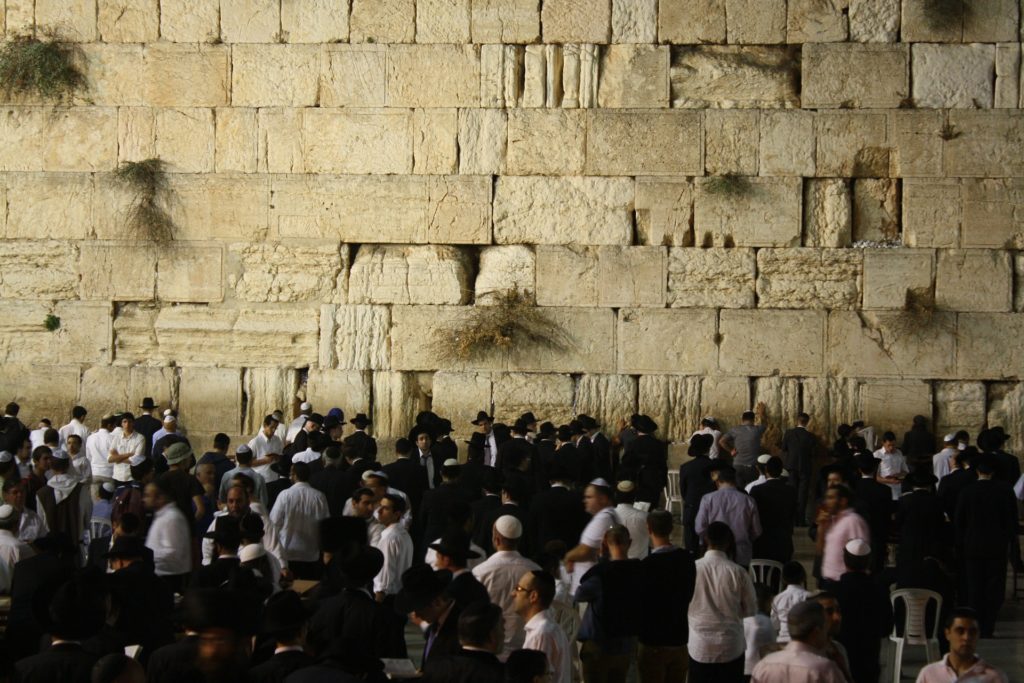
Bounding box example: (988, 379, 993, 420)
(0, 108, 117, 173)
(804, 179, 852, 248)
(585, 111, 702, 176)
(78, 366, 132, 419)
(658, 0, 726, 43)
(215, 107, 257, 173)
(417, 0, 471, 42)
(0, 302, 112, 365)
(458, 109, 507, 175)
(506, 110, 586, 175)
(902, 0, 1019, 42)
(618, 309, 718, 374)
(535, 246, 665, 307)
(351, 0, 414, 42)
(701, 376, 752, 430)
(412, 108, 458, 175)
(725, 0, 786, 43)
(243, 368, 297, 434)
(705, 110, 759, 176)
(853, 179, 899, 243)
(693, 176, 801, 247)
(387, 45, 480, 108)
(667, 248, 755, 308)
(321, 45, 387, 107)
(348, 245, 472, 305)
(958, 314, 1024, 379)
(995, 43, 1020, 109)
(231, 242, 344, 303)
(814, 112, 890, 178)
(759, 111, 815, 176)
(944, 111, 1024, 178)
(493, 177, 634, 246)
(670, 46, 799, 109)
(79, 243, 156, 301)
(117, 107, 157, 162)
(935, 250, 1012, 312)
(144, 45, 228, 107)
(826, 310, 956, 378)
(859, 381, 933, 435)
(598, 45, 669, 108)
(258, 108, 310, 171)
(862, 249, 934, 309)
(492, 374, 575, 426)
(158, 245, 224, 303)
(431, 372, 493, 441)
(803, 43, 908, 108)
(145, 175, 270, 242)
(301, 109, 413, 174)
(35, 0, 96, 40)
(787, 0, 849, 42)
(469, 0, 539, 42)
(159, 0, 219, 41)
(849, 0, 900, 42)
(753, 376, 801, 442)
(987, 383, 1024, 454)
(154, 108, 215, 173)
(889, 110, 944, 177)
(373, 372, 425, 439)
(961, 179, 1024, 248)
(506, 308, 616, 374)
(639, 376, 701, 443)
(179, 367, 242, 434)
(221, 0, 280, 42)
(542, 0, 610, 42)
(935, 381, 987, 437)
(305, 370, 372, 421)
(0, 241, 78, 300)
(232, 45, 320, 107)
(389, 305, 504, 372)
(612, 0, 656, 42)
(4, 173, 94, 239)
(0, 365, 82, 424)
(79, 44, 146, 106)
(475, 246, 535, 302)
(99, 0, 159, 41)
(756, 249, 862, 310)
(901, 179, 961, 248)
(912, 44, 995, 109)
(577, 374, 638, 434)
(719, 310, 825, 376)
(319, 304, 391, 370)
(281, 0, 350, 42)
(271, 175, 491, 244)
(635, 177, 693, 247)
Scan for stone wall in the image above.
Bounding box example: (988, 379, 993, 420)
(1, 0, 1023, 460)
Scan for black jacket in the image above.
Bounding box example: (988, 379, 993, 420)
(621, 435, 668, 505)
(310, 465, 349, 517)
(147, 635, 199, 683)
(495, 438, 535, 478)
(422, 648, 503, 683)
(415, 482, 471, 558)
(852, 476, 894, 555)
(895, 489, 949, 585)
(954, 478, 1017, 559)
(469, 495, 502, 549)
(133, 414, 162, 457)
(750, 479, 797, 562)
(14, 642, 97, 683)
(421, 602, 463, 668)
(342, 430, 377, 461)
(248, 649, 315, 683)
(639, 546, 696, 646)
(590, 432, 614, 481)
(526, 485, 586, 557)
(307, 588, 407, 660)
(781, 426, 817, 473)
(476, 502, 528, 556)
(836, 571, 893, 683)
(937, 467, 976, 521)
(445, 570, 491, 609)
(678, 456, 715, 526)
(382, 457, 429, 514)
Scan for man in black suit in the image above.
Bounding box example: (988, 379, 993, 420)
(495, 419, 536, 480)
(470, 469, 502, 548)
(621, 415, 667, 506)
(476, 473, 530, 556)
(433, 419, 459, 466)
(248, 591, 314, 683)
(14, 577, 103, 683)
(337, 442, 381, 505)
(342, 413, 377, 461)
(580, 414, 614, 482)
(133, 398, 162, 459)
(894, 469, 949, 587)
(415, 428, 447, 489)
(422, 601, 504, 683)
(396, 564, 463, 669)
(5, 532, 77, 662)
(429, 530, 489, 608)
(383, 438, 430, 515)
(750, 456, 798, 562)
(937, 448, 977, 521)
(310, 444, 348, 517)
(415, 460, 470, 560)
(571, 420, 597, 489)
(678, 434, 716, 551)
(553, 425, 582, 486)
(194, 516, 243, 588)
(105, 535, 174, 660)
(978, 427, 1022, 487)
(851, 452, 894, 575)
(526, 463, 586, 557)
(781, 412, 818, 525)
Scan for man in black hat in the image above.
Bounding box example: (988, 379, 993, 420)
(134, 398, 162, 459)
(416, 460, 470, 560)
(14, 577, 104, 682)
(396, 564, 462, 668)
(106, 535, 174, 657)
(620, 415, 667, 506)
(894, 467, 948, 587)
(248, 591, 314, 683)
(414, 427, 445, 490)
(429, 530, 489, 608)
(470, 468, 502, 548)
(580, 414, 613, 482)
(343, 413, 377, 461)
(750, 456, 798, 563)
(422, 601, 505, 683)
(978, 427, 1021, 487)
(195, 516, 243, 588)
(851, 451, 894, 576)
(472, 411, 498, 468)
(526, 462, 587, 557)
(553, 424, 583, 485)
(781, 412, 818, 525)
(384, 438, 430, 515)
(496, 419, 536, 480)
(678, 433, 716, 551)
(433, 418, 458, 464)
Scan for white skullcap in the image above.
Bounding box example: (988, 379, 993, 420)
(616, 480, 636, 493)
(957, 443, 966, 451)
(0, 450, 12, 463)
(944, 433, 957, 443)
(494, 515, 523, 539)
(363, 470, 388, 482)
(0, 504, 14, 522)
(102, 482, 116, 493)
(51, 449, 69, 461)
(236, 445, 252, 455)
(239, 543, 266, 563)
(128, 453, 146, 467)
(757, 454, 772, 464)
(442, 458, 459, 468)
(589, 478, 611, 489)
(162, 414, 176, 424)
(845, 538, 871, 557)
(300, 402, 312, 412)
(163, 409, 173, 416)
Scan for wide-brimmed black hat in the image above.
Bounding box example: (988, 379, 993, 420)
(512, 419, 533, 435)
(519, 412, 538, 424)
(436, 418, 453, 435)
(260, 590, 309, 635)
(350, 413, 372, 428)
(336, 545, 385, 585)
(909, 468, 938, 488)
(471, 411, 494, 425)
(306, 413, 324, 426)
(578, 414, 600, 430)
(394, 564, 451, 614)
(323, 415, 342, 430)
(104, 535, 149, 560)
(632, 414, 658, 434)
(688, 433, 714, 457)
(320, 516, 367, 555)
(139, 397, 158, 410)
(989, 426, 1011, 441)
(555, 425, 574, 442)
(203, 515, 241, 547)
(538, 422, 556, 439)
(36, 576, 107, 640)
(428, 530, 480, 561)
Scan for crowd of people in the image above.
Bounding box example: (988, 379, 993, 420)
(0, 397, 1019, 683)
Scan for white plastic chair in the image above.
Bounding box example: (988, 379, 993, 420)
(748, 559, 785, 594)
(889, 588, 942, 683)
(663, 471, 682, 515)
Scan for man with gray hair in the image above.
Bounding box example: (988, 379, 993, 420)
(751, 600, 845, 682)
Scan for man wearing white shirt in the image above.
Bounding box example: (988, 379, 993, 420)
(0, 504, 33, 594)
(564, 480, 620, 592)
(515, 569, 572, 683)
(66, 435, 91, 485)
(58, 406, 89, 450)
(29, 419, 51, 451)
(874, 431, 908, 501)
(690, 417, 722, 459)
(219, 445, 269, 508)
(249, 414, 284, 484)
(285, 402, 312, 445)
(373, 493, 413, 602)
(269, 461, 329, 579)
(108, 413, 145, 485)
(2, 479, 48, 542)
(86, 415, 115, 497)
(143, 478, 192, 591)
(933, 434, 959, 480)
(613, 481, 650, 559)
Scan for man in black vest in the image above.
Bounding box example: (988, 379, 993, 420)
(781, 412, 818, 525)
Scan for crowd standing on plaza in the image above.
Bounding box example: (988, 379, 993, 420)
(0, 396, 1019, 683)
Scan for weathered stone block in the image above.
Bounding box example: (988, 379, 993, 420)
(618, 309, 718, 374)
(849, 0, 900, 42)
(291, 109, 412, 174)
(458, 108, 507, 175)
(159, 0, 220, 41)
(756, 249, 862, 310)
(957, 313, 1024, 380)
(117, 107, 156, 163)
(351, 0, 414, 42)
(232, 242, 345, 303)
(720, 310, 825, 376)
(79, 243, 156, 301)
(658, 0, 726, 44)
(705, 110, 759, 176)
(349, 245, 471, 305)
(889, 110, 944, 177)
(944, 111, 1024, 178)
(994, 43, 1020, 109)
(902, 0, 1018, 43)
(901, 179, 961, 248)
(759, 111, 815, 176)
(272, 175, 490, 244)
(912, 44, 995, 109)
(0, 364, 82, 424)
(826, 310, 956, 378)
(862, 249, 934, 309)
(803, 43, 908, 108)
(431, 371, 493, 439)
(144, 45, 229, 107)
(542, 0, 610, 42)
(671, 46, 799, 109)
(860, 381, 933, 435)
(232, 45, 319, 107)
(787, 0, 848, 42)
(493, 176, 634, 246)
(987, 383, 1024, 454)
(220, 0, 279, 42)
(154, 108, 215, 173)
(305, 370, 372, 421)
(639, 376, 701, 443)
(79, 44, 146, 106)
(804, 179, 852, 248)
(416, 0, 471, 42)
(385, 306, 488, 372)
(853, 179, 899, 243)
(667, 248, 755, 308)
(469, 0, 539, 43)
(159, 175, 269, 242)
(412, 108, 457, 175)
(724, 0, 785, 43)
(0, 241, 78, 300)
(693, 176, 802, 247)
(961, 179, 1024, 248)
(536, 246, 665, 308)
(935, 381, 987, 437)
(321, 45, 387, 107)
(4, 173, 94, 239)
(475, 246, 535, 302)
(507, 110, 585, 175)
(701, 376, 752, 430)
(612, 0, 656, 42)
(387, 45, 481, 108)
(492, 374, 575, 426)
(281, 0, 350, 42)
(180, 367, 242, 434)
(1017, 254, 1024, 312)
(577, 374, 638, 434)
(507, 308, 616, 374)
(0, 108, 118, 173)
(243, 368, 297, 434)
(215, 107, 257, 173)
(78, 366, 131, 420)
(586, 111, 702, 175)
(158, 245, 224, 302)
(98, 0, 159, 42)
(0, 302, 111, 365)
(635, 177, 693, 247)
(321, 304, 391, 370)
(35, 0, 96, 40)
(935, 250, 1012, 312)
(598, 45, 670, 108)
(814, 112, 890, 178)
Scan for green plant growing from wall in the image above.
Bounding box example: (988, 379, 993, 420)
(43, 314, 61, 332)
(114, 158, 176, 243)
(0, 33, 85, 101)
(704, 175, 754, 198)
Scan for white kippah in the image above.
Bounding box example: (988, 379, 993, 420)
(128, 453, 146, 467)
(300, 402, 312, 412)
(442, 458, 459, 467)
(0, 504, 15, 522)
(239, 543, 266, 563)
(589, 478, 611, 488)
(236, 445, 252, 455)
(51, 449, 69, 461)
(944, 433, 957, 443)
(0, 450, 12, 463)
(163, 409, 173, 416)
(102, 482, 116, 493)
(163, 414, 176, 424)
(494, 515, 523, 539)
(845, 538, 871, 557)
(757, 454, 772, 464)
(616, 480, 636, 493)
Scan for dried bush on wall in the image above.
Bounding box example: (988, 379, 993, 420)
(0, 33, 85, 100)
(114, 158, 176, 243)
(704, 175, 755, 198)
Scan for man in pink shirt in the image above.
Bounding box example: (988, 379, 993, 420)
(815, 484, 870, 585)
(916, 608, 1007, 683)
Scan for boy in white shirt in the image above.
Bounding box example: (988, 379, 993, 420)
(771, 561, 811, 642)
